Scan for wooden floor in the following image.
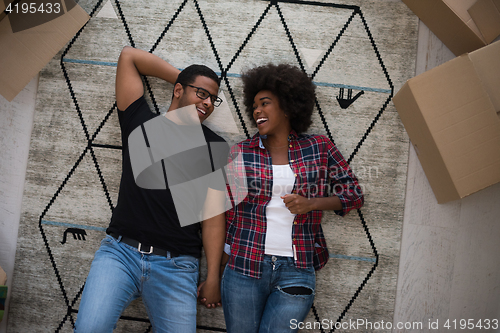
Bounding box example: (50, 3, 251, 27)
(0, 75, 38, 333)
(1, 5, 499, 333)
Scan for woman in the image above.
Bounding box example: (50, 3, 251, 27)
(221, 63, 364, 333)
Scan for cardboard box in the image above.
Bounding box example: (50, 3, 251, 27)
(0, 0, 89, 101)
(393, 41, 500, 204)
(403, 0, 500, 56)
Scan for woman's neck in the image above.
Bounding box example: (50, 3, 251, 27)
(264, 126, 291, 148)
(264, 135, 288, 149)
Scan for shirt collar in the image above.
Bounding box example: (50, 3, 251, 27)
(249, 130, 299, 149)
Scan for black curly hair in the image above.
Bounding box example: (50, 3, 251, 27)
(175, 64, 220, 87)
(171, 64, 220, 100)
(241, 63, 316, 133)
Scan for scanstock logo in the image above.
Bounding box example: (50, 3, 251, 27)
(128, 104, 247, 227)
(3, 0, 78, 33)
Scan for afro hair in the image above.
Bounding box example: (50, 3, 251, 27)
(241, 63, 316, 133)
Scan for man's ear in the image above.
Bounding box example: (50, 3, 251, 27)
(173, 83, 184, 99)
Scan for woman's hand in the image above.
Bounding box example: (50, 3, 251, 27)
(280, 194, 315, 214)
(197, 277, 222, 309)
(281, 194, 343, 214)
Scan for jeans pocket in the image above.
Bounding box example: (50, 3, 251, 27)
(101, 234, 114, 245)
(172, 255, 199, 271)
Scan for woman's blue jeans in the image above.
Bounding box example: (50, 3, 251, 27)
(74, 235, 199, 333)
(221, 255, 315, 333)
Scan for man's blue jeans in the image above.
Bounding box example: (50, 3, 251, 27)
(74, 235, 199, 333)
(221, 255, 315, 333)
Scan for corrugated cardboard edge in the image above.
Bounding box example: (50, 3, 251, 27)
(0, 2, 89, 101)
(468, 0, 500, 45)
(402, 0, 486, 56)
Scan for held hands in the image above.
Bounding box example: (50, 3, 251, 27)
(197, 277, 222, 309)
(281, 194, 315, 215)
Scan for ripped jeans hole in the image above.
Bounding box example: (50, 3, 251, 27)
(281, 286, 313, 295)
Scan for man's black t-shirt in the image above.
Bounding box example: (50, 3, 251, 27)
(107, 96, 228, 258)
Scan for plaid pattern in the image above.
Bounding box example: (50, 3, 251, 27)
(225, 131, 364, 278)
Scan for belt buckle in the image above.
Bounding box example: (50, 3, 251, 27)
(137, 243, 153, 254)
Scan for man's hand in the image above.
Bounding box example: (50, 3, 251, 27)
(116, 46, 180, 111)
(197, 277, 221, 309)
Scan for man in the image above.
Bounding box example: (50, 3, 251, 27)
(74, 46, 227, 333)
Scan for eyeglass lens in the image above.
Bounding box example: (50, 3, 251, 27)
(189, 85, 222, 106)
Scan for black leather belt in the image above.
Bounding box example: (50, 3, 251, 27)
(110, 233, 178, 257)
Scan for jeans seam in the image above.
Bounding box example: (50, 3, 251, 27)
(143, 302, 157, 333)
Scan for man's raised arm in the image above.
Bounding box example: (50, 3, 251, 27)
(115, 46, 181, 111)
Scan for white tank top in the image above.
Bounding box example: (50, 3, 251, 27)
(264, 164, 296, 257)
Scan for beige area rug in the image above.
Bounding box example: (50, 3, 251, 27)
(8, 0, 417, 331)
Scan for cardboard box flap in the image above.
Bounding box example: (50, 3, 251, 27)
(443, 0, 486, 43)
(0, 0, 89, 101)
(393, 78, 461, 203)
(403, 0, 486, 55)
(468, 0, 500, 44)
(413, 56, 500, 195)
(442, 0, 477, 23)
(469, 40, 500, 113)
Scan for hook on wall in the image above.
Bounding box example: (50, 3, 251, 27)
(337, 88, 364, 109)
(61, 228, 87, 244)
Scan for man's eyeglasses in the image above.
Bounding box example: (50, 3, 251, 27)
(186, 84, 223, 107)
